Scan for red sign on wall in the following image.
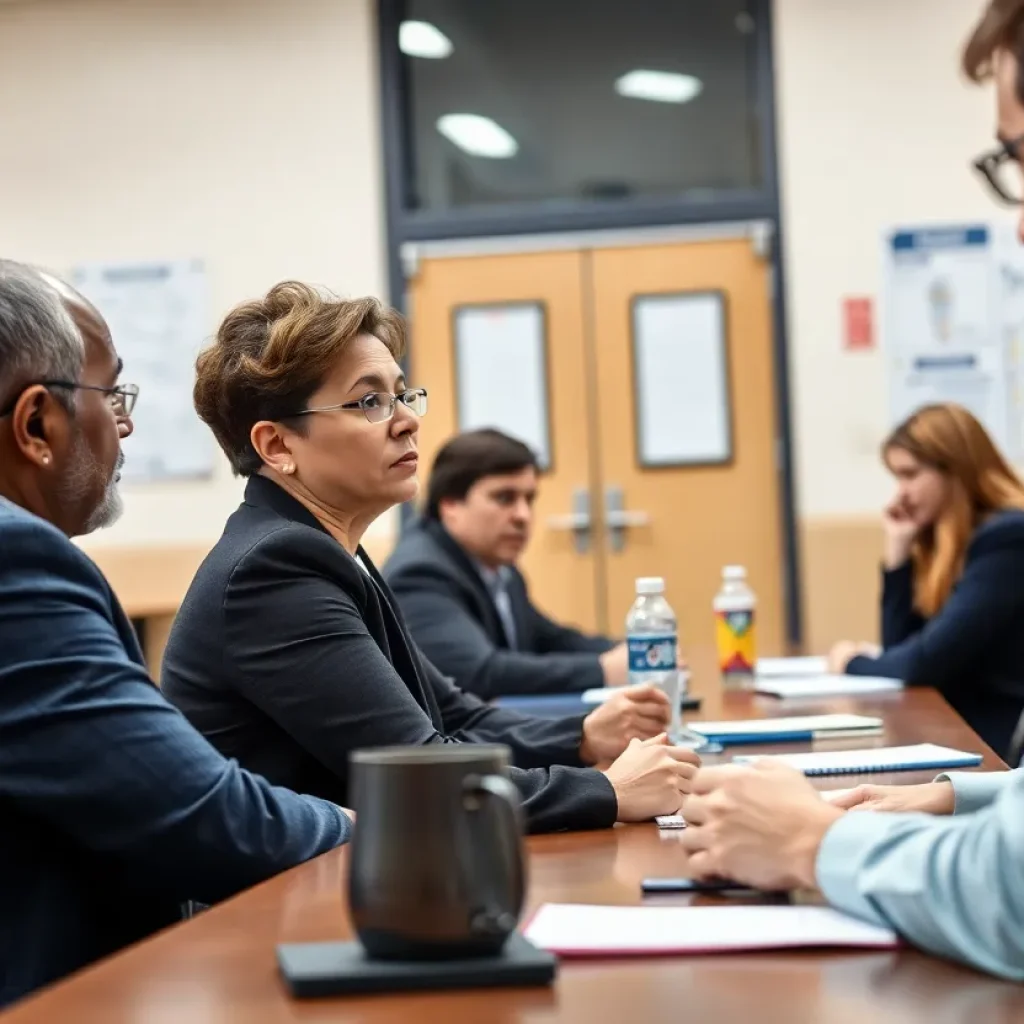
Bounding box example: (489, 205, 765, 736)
(842, 297, 875, 351)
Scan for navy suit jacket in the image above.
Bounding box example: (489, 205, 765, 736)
(0, 498, 349, 1008)
(847, 509, 1024, 759)
(383, 518, 615, 699)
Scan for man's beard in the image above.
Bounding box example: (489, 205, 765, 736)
(60, 434, 125, 535)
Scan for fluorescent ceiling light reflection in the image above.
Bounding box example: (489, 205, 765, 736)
(399, 20, 453, 58)
(615, 70, 703, 104)
(436, 113, 518, 158)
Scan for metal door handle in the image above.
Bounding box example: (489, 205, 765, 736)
(605, 510, 651, 528)
(604, 485, 649, 552)
(546, 488, 591, 554)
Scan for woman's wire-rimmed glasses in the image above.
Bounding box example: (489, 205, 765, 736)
(289, 387, 427, 424)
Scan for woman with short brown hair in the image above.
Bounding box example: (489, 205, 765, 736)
(162, 281, 698, 833)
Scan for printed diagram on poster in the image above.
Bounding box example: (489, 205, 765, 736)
(70, 259, 215, 484)
(883, 224, 1024, 462)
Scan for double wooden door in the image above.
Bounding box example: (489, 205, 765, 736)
(406, 230, 786, 687)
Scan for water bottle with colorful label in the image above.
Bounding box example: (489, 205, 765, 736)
(713, 565, 757, 689)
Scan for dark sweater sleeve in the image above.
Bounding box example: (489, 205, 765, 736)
(878, 561, 927, 648)
(223, 534, 617, 833)
(0, 520, 349, 907)
(845, 528, 1024, 693)
(389, 564, 604, 698)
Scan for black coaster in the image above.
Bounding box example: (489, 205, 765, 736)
(277, 932, 557, 998)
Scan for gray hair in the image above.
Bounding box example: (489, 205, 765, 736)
(0, 260, 84, 413)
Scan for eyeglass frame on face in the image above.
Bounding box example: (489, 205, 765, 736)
(973, 130, 1024, 205)
(286, 387, 428, 424)
(0, 380, 140, 419)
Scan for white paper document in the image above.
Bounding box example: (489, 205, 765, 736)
(690, 714, 883, 738)
(756, 656, 828, 677)
(733, 743, 983, 776)
(70, 259, 214, 484)
(655, 814, 687, 829)
(524, 904, 899, 957)
(756, 675, 904, 699)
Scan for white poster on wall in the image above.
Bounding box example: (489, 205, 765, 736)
(70, 259, 215, 484)
(884, 224, 1014, 457)
(994, 224, 1024, 463)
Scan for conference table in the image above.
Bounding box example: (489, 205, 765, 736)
(5, 688, 1024, 1023)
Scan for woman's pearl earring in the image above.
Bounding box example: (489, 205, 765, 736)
(283, 463, 294, 475)
(42, 455, 50, 465)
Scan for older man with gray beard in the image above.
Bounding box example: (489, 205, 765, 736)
(0, 260, 352, 1009)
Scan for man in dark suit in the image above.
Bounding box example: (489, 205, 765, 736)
(384, 429, 628, 699)
(0, 261, 350, 1008)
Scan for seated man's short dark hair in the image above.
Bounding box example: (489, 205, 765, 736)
(425, 429, 538, 519)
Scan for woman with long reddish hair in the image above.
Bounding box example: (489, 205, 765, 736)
(830, 402, 1024, 758)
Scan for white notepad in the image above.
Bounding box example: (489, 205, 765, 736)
(690, 714, 883, 739)
(755, 675, 904, 699)
(756, 656, 828, 677)
(524, 904, 899, 957)
(733, 742, 983, 776)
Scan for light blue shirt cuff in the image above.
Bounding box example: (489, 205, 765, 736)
(815, 811, 910, 927)
(935, 770, 1012, 814)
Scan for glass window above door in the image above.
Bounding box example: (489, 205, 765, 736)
(396, 0, 763, 213)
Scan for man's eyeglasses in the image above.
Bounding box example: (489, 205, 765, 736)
(289, 387, 428, 424)
(0, 380, 140, 419)
(973, 131, 1024, 206)
(42, 381, 140, 418)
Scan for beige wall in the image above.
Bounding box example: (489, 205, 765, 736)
(775, 0, 995, 517)
(0, 0, 1005, 642)
(0, 0, 387, 555)
(774, 0, 996, 644)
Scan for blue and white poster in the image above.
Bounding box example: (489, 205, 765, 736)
(884, 224, 1016, 459)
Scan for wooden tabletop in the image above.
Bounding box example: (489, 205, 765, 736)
(5, 688, 1022, 1023)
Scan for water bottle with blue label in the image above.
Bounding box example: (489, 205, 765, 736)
(626, 577, 682, 738)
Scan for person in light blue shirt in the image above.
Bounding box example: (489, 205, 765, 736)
(682, 763, 1024, 980)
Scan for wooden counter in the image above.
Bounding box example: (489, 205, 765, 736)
(4, 688, 1020, 1023)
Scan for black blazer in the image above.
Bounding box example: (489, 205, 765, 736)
(0, 498, 347, 1009)
(161, 477, 617, 834)
(382, 518, 615, 699)
(847, 509, 1024, 759)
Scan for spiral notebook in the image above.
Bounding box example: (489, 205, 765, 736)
(732, 742, 983, 776)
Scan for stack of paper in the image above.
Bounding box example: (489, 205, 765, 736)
(733, 742, 983, 776)
(690, 714, 883, 744)
(524, 904, 899, 957)
(755, 675, 904, 699)
(756, 656, 829, 677)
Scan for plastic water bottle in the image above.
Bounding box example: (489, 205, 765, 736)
(626, 577, 682, 738)
(713, 565, 757, 690)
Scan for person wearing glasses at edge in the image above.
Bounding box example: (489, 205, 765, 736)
(0, 262, 351, 1009)
(677, 0, 1024, 981)
(160, 281, 698, 834)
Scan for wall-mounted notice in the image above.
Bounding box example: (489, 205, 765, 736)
(70, 259, 215, 484)
(994, 224, 1024, 463)
(883, 225, 1018, 459)
(842, 297, 874, 351)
